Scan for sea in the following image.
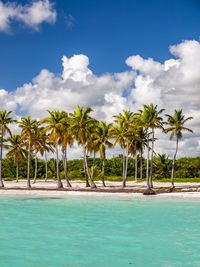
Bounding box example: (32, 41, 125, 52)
(0, 194, 200, 266)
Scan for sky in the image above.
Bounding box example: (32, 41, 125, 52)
(0, 0, 200, 159)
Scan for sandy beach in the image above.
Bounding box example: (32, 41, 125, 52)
(0, 180, 200, 198)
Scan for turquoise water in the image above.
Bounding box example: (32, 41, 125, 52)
(0, 195, 200, 267)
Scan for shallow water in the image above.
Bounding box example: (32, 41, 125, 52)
(0, 195, 200, 266)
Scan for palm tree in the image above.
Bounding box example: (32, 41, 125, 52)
(39, 133, 54, 182)
(128, 126, 142, 182)
(42, 110, 67, 188)
(0, 110, 16, 187)
(111, 122, 128, 187)
(137, 128, 149, 180)
(113, 110, 134, 186)
(93, 121, 113, 187)
(58, 112, 73, 187)
(31, 124, 43, 184)
(134, 110, 151, 188)
(165, 109, 193, 189)
(18, 116, 37, 188)
(153, 154, 172, 179)
(86, 136, 99, 181)
(138, 104, 164, 188)
(6, 134, 26, 182)
(69, 106, 97, 188)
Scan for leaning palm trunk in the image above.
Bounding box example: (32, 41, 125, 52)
(140, 148, 143, 179)
(16, 158, 19, 182)
(27, 137, 31, 188)
(146, 138, 150, 189)
(55, 139, 63, 188)
(83, 156, 90, 187)
(91, 152, 96, 180)
(45, 151, 48, 182)
(122, 147, 125, 180)
(150, 128, 155, 188)
(83, 144, 96, 188)
(62, 145, 71, 187)
(0, 125, 4, 187)
(135, 151, 138, 182)
(123, 143, 129, 187)
(33, 152, 37, 184)
(171, 136, 178, 189)
(102, 158, 106, 187)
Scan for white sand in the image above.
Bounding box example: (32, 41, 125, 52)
(0, 180, 200, 198)
(2, 179, 200, 189)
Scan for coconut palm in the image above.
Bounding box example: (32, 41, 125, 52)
(6, 134, 26, 182)
(128, 126, 143, 182)
(165, 109, 193, 189)
(42, 110, 67, 188)
(113, 110, 134, 186)
(93, 121, 113, 187)
(145, 104, 164, 188)
(58, 113, 73, 187)
(31, 124, 43, 184)
(134, 110, 151, 188)
(137, 104, 164, 188)
(18, 116, 37, 188)
(42, 137, 54, 182)
(69, 106, 97, 188)
(0, 110, 16, 187)
(137, 128, 149, 179)
(86, 136, 99, 181)
(110, 122, 128, 187)
(153, 154, 172, 179)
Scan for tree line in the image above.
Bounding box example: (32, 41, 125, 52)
(0, 104, 193, 190)
(1, 155, 200, 181)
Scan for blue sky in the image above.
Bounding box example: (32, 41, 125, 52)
(0, 0, 200, 157)
(1, 0, 200, 92)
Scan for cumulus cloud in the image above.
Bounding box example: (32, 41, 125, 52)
(14, 54, 135, 121)
(0, 39, 200, 158)
(0, 0, 56, 33)
(128, 40, 200, 158)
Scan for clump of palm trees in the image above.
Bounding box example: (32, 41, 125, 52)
(0, 105, 193, 191)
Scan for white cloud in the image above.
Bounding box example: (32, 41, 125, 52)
(14, 54, 135, 121)
(0, 0, 56, 33)
(127, 40, 200, 158)
(0, 40, 200, 159)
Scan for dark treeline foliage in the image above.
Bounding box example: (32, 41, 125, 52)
(2, 155, 200, 180)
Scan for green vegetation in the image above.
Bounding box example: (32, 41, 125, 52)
(2, 155, 200, 182)
(0, 105, 194, 189)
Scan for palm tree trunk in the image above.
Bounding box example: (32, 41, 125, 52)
(150, 128, 154, 188)
(83, 144, 96, 188)
(171, 136, 178, 189)
(27, 136, 31, 188)
(62, 145, 71, 187)
(122, 147, 125, 180)
(83, 156, 90, 187)
(135, 151, 138, 182)
(33, 152, 37, 184)
(146, 137, 150, 189)
(16, 158, 19, 182)
(0, 125, 4, 187)
(140, 148, 143, 179)
(91, 152, 95, 180)
(123, 143, 129, 187)
(55, 139, 63, 188)
(45, 151, 48, 182)
(102, 158, 106, 187)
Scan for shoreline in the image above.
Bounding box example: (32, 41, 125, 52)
(1, 189, 200, 198)
(0, 180, 200, 198)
